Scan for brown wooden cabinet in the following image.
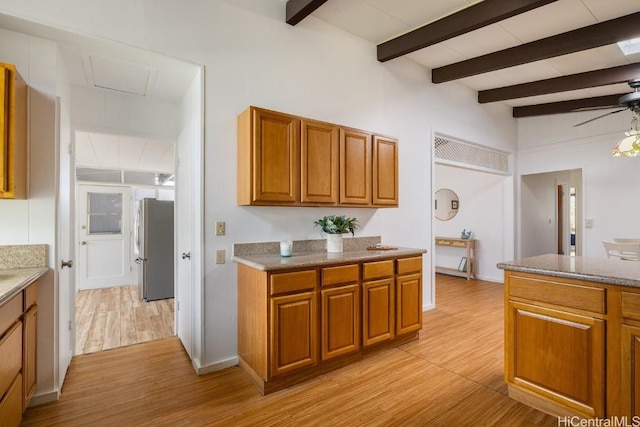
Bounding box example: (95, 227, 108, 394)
(339, 128, 371, 206)
(301, 119, 339, 204)
(237, 107, 300, 205)
(0, 62, 27, 200)
(238, 106, 398, 208)
(396, 257, 423, 335)
(372, 135, 398, 206)
(321, 265, 360, 360)
(0, 279, 37, 427)
(362, 260, 395, 347)
(504, 271, 607, 418)
(237, 253, 423, 394)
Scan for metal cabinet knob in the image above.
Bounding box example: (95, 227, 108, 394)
(61, 260, 73, 269)
(182, 252, 191, 260)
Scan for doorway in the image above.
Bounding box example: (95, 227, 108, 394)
(73, 132, 177, 355)
(520, 169, 582, 258)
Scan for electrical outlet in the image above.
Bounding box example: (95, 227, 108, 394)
(215, 221, 225, 236)
(216, 249, 226, 264)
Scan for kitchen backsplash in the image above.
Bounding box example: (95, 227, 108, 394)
(233, 236, 382, 257)
(0, 244, 47, 269)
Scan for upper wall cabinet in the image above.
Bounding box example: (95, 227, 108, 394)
(237, 106, 398, 208)
(0, 62, 27, 199)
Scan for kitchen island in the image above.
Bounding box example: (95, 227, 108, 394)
(498, 254, 640, 420)
(233, 237, 426, 394)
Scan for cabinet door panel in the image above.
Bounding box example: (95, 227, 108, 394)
(301, 120, 338, 204)
(0, 66, 8, 193)
(23, 304, 37, 410)
(253, 109, 299, 203)
(372, 135, 398, 206)
(622, 325, 640, 418)
(396, 273, 422, 335)
(270, 292, 317, 377)
(362, 278, 394, 347)
(339, 128, 371, 205)
(322, 285, 359, 360)
(507, 301, 605, 417)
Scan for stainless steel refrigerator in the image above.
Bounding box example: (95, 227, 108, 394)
(135, 199, 174, 301)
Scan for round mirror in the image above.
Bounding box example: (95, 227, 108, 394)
(434, 188, 459, 221)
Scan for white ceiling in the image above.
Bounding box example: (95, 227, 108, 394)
(75, 131, 175, 173)
(311, 0, 640, 107)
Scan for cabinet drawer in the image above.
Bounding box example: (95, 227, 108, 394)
(0, 372, 22, 427)
(0, 321, 22, 399)
(397, 257, 422, 275)
(270, 270, 317, 295)
(622, 292, 640, 321)
(508, 274, 605, 314)
(0, 294, 22, 339)
(24, 281, 39, 310)
(363, 260, 394, 280)
(322, 264, 359, 287)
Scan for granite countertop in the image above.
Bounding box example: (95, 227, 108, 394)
(497, 254, 640, 288)
(0, 244, 49, 305)
(233, 247, 426, 271)
(0, 267, 48, 305)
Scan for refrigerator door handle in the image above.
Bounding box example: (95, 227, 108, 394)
(181, 252, 191, 260)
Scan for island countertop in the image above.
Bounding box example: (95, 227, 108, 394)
(497, 254, 640, 288)
(233, 247, 427, 271)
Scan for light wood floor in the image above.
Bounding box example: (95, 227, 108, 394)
(23, 275, 557, 426)
(75, 285, 175, 355)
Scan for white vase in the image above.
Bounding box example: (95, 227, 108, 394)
(326, 233, 344, 253)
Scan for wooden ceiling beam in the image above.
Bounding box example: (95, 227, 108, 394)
(377, 0, 557, 62)
(478, 63, 640, 103)
(286, 0, 327, 26)
(432, 12, 640, 83)
(512, 94, 625, 118)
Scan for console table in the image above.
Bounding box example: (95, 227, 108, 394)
(435, 237, 476, 280)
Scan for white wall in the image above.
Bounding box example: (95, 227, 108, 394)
(0, 28, 58, 400)
(0, 0, 518, 373)
(518, 110, 638, 258)
(434, 164, 512, 282)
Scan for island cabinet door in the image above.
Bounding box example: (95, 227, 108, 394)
(506, 301, 605, 418)
(269, 291, 318, 378)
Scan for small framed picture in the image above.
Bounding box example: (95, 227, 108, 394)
(451, 200, 459, 210)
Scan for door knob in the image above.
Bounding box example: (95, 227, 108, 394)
(61, 260, 73, 269)
(182, 252, 191, 260)
(81, 241, 87, 245)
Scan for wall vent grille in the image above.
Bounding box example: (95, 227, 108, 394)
(434, 135, 511, 175)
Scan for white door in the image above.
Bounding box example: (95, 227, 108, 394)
(175, 69, 204, 360)
(77, 184, 132, 290)
(56, 98, 75, 381)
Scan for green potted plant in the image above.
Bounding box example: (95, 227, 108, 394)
(314, 215, 358, 253)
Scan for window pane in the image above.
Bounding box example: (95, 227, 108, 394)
(88, 193, 122, 234)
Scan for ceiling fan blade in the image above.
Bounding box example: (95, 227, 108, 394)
(573, 108, 628, 127)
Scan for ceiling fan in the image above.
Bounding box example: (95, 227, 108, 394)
(574, 79, 640, 127)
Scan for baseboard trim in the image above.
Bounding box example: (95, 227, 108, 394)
(194, 356, 239, 375)
(29, 390, 60, 407)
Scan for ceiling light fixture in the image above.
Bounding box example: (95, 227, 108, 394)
(617, 37, 640, 56)
(612, 112, 640, 157)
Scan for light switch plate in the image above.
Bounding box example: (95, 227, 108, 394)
(216, 249, 225, 264)
(585, 219, 593, 229)
(215, 221, 225, 236)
